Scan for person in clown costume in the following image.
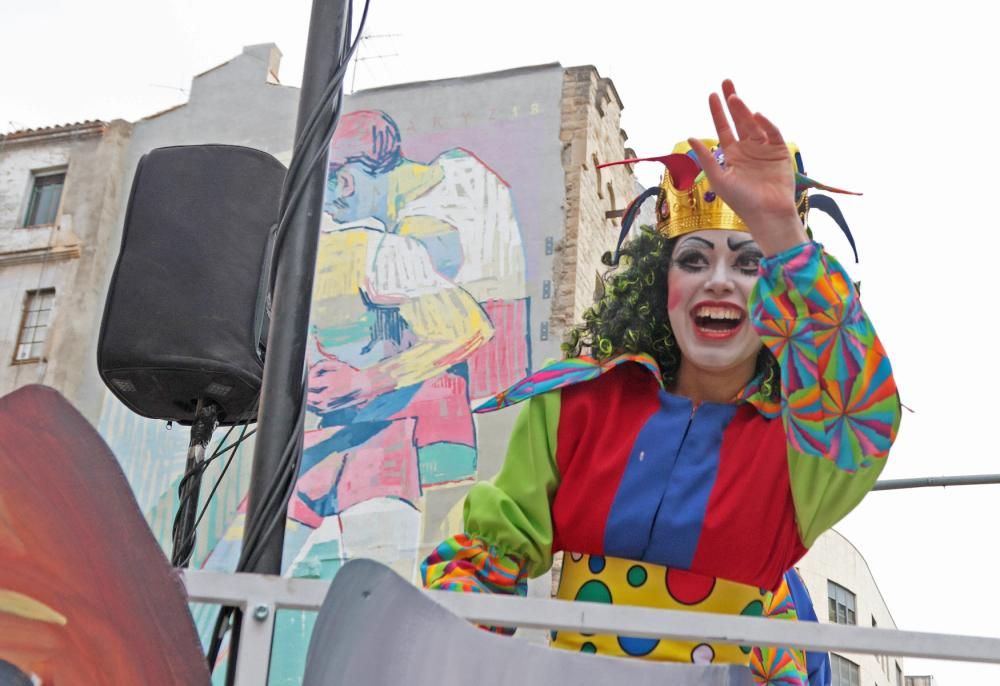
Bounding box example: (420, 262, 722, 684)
(422, 80, 900, 685)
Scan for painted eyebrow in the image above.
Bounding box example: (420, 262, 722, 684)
(728, 236, 759, 251)
(679, 236, 714, 249)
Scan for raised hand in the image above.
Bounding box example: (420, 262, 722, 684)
(307, 356, 367, 412)
(688, 80, 808, 256)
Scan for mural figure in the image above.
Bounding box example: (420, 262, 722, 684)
(290, 110, 530, 528)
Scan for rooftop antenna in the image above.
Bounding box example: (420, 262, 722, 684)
(350, 32, 401, 93)
(148, 83, 190, 96)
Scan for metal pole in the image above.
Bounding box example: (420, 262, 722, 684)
(872, 474, 1000, 491)
(241, 0, 350, 575)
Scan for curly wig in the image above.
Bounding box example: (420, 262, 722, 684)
(562, 226, 780, 401)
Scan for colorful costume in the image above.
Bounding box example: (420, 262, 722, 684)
(422, 140, 900, 685)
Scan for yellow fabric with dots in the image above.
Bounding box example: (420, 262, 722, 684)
(552, 552, 768, 665)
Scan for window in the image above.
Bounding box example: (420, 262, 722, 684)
(23, 172, 65, 227)
(13, 289, 55, 363)
(828, 580, 857, 625)
(831, 654, 860, 686)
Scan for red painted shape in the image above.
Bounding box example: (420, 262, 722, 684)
(391, 371, 475, 448)
(466, 298, 530, 400)
(689, 404, 807, 590)
(550, 363, 661, 557)
(0, 385, 210, 684)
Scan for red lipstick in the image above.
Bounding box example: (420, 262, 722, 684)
(689, 300, 746, 341)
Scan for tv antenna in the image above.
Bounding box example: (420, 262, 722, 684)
(349, 32, 401, 93)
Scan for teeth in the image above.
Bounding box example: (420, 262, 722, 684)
(695, 306, 742, 320)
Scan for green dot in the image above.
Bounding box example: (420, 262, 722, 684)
(575, 580, 613, 604)
(627, 565, 648, 587)
(581, 642, 597, 654)
(739, 600, 765, 654)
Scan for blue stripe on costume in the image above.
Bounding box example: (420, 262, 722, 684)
(645, 401, 736, 568)
(603, 391, 693, 561)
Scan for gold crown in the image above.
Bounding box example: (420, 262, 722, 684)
(656, 140, 806, 239)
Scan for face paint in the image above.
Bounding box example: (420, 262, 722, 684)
(666, 229, 764, 376)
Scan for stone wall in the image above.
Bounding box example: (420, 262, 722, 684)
(0, 120, 132, 420)
(552, 66, 638, 336)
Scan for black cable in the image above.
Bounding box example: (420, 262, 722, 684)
(171, 401, 220, 567)
(207, 373, 307, 672)
(207, 0, 367, 670)
(172, 411, 258, 567)
(265, 0, 371, 295)
(238, 380, 307, 571)
(240, 0, 364, 573)
(193, 428, 257, 531)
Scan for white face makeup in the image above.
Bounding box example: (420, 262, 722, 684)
(666, 229, 764, 378)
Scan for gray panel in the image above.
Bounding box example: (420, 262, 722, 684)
(303, 559, 752, 686)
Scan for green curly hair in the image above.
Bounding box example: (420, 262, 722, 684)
(561, 226, 780, 401)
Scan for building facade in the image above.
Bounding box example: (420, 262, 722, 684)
(0, 119, 131, 422)
(798, 530, 908, 686)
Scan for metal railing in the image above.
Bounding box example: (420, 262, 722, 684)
(182, 569, 1000, 686)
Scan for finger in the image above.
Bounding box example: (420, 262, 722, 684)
(726, 93, 766, 142)
(722, 79, 737, 102)
(708, 93, 737, 148)
(687, 137, 725, 187)
(753, 112, 786, 146)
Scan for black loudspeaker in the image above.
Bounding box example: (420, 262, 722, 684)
(98, 145, 286, 425)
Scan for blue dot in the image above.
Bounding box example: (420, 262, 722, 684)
(588, 555, 606, 574)
(618, 635, 659, 656)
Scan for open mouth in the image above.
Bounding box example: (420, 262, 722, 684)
(691, 304, 745, 337)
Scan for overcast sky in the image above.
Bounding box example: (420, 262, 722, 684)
(4, 0, 998, 682)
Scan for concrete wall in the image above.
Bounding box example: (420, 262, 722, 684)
(798, 529, 905, 686)
(0, 120, 131, 421)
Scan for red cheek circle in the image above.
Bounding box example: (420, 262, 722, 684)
(667, 286, 683, 312)
(665, 567, 716, 605)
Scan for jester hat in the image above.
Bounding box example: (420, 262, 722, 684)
(599, 140, 859, 265)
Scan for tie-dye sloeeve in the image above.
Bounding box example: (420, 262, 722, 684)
(423, 240, 899, 683)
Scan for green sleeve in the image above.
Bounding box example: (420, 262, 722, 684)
(463, 390, 562, 577)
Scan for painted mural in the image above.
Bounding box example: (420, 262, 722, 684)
(293, 109, 529, 525)
(94, 66, 564, 683)
(201, 107, 536, 573)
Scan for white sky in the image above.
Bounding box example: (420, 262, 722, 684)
(4, 0, 998, 682)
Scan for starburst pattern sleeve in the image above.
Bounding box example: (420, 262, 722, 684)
(751, 241, 901, 548)
(421, 390, 562, 602)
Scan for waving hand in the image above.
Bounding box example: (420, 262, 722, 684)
(688, 80, 809, 256)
